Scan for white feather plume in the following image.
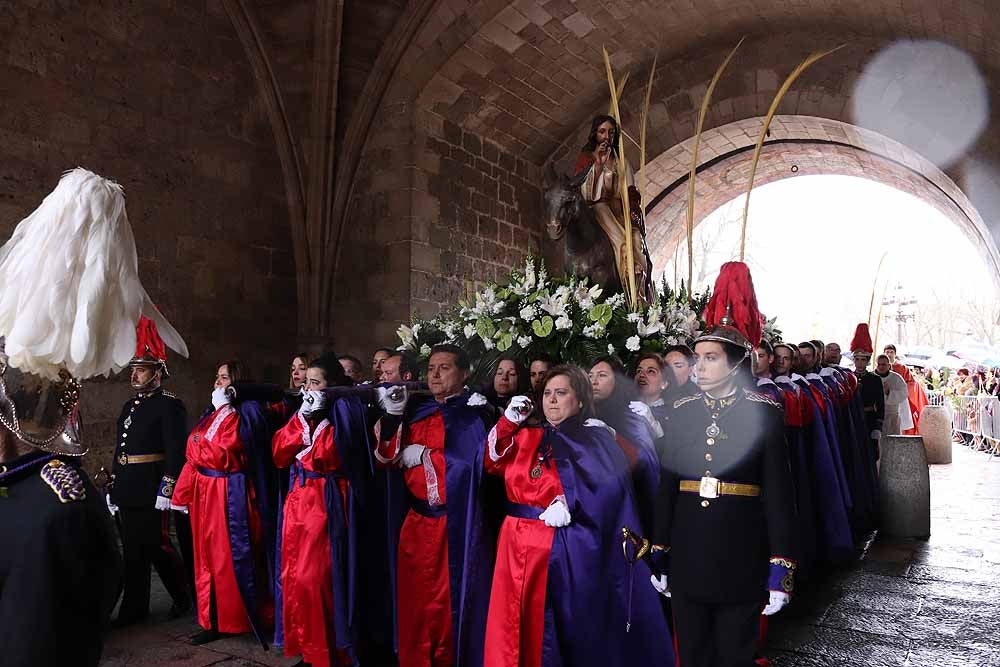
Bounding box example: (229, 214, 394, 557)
(0, 168, 188, 380)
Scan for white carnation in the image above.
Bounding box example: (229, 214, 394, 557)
(419, 344, 431, 356)
(607, 344, 616, 355)
(519, 305, 537, 321)
(626, 336, 641, 352)
(483, 337, 495, 350)
(464, 324, 476, 339)
(555, 316, 572, 331)
(583, 323, 604, 339)
(517, 335, 532, 348)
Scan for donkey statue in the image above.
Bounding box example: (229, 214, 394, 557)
(543, 164, 622, 297)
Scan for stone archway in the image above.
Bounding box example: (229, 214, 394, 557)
(640, 115, 1000, 292)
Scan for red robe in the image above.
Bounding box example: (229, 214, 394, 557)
(892, 362, 928, 435)
(272, 413, 349, 666)
(376, 412, 454, 667)
(483, 416, 563, 667)
(173, 405, 269, 633)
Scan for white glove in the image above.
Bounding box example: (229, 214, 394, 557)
(377, 386, 408, 415)
(154, 495, 171, 511)
(650, 574, 671, 598)
(400, 444, 427, 469)
(584, 418, 616, 438)
(762, 590, 790, 616)
(211, 387, 231, 410)
(870, 429, 882, 440)
(299, 390, 327, 416)
(538, 496, 571, 527)
(106, 495, 119, 516)
(504, 395, 533, 425)
(170, 503, 190, 514)
(630, 401, 664, 439)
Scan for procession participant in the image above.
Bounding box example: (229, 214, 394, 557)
(875, 354, 910, 436)
(338, 355, 365, 384)
(773, 344, 853, 564)
(380, 351, 416, 384)
(0, 169, 191, 665)
(797, 341, 853, 511)
(271, 354, 371, 667)
(590, 355, 661, 531)
(574, 115, 653, 302)
(634, 351, 675, 432)
(374, 344, 494, 667)
(172, 360, 275, 647)
(884, 344, 928, 435)
(852, 325, 885, 457)
(483, 366, 675, 667)
(664, 344, 699, 400)
(290, 354, 309, 391)
(635, 351, 669, 405)
(486, 354, 528, 412)
(528, 355, 556, 393)
(650, 262, 797, 667)
(110, 316, 191, 627)
(372, 347, 393, 379)
(824, 342, 844, 367)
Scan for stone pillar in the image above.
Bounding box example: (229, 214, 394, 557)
(919, 404, 953, 464)
(879, 435, 931, 538)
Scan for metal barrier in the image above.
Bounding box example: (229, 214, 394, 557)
(942, 391, 1000, 457)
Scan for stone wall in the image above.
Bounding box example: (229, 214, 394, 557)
(0, 1, 296, 473)
(333, 100, 544, 359)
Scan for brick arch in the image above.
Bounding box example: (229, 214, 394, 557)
(642, 116, 1000, 291)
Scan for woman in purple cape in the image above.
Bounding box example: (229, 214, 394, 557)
(483, 365, 674, 667)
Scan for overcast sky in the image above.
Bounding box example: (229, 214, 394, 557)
(662, 174, 994, 348)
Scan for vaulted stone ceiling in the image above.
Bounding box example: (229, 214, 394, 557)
(221, 0, 1000, 351)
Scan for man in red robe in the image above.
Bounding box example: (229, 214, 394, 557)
(884, 344, 929, 435)
(375, 344, 494, 667)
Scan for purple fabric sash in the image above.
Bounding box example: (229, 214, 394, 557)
(505, 501, 543, 520)
(197, 466, 267, 648)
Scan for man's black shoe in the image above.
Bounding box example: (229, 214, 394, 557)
(190, 629, 221, 645)
(168, 597, 192, 619)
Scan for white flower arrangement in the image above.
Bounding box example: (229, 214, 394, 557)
(392, 257, 752, 379)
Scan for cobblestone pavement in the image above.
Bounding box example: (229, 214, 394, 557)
(765, 442, 1000, 667)
(101, 442, 1000, 666)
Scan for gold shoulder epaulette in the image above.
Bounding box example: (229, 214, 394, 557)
(40, 460, 86, 504)
(745, 390, 783, 409)
(673, 394, 701, 409)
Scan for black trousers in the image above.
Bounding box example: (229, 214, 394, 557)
(117, 507, 189, 621)
(671, 593, 762, 667)
(174, 511, 195, 597)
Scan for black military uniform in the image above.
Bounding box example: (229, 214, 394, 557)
(110, 386, 191, 623)
(0, 451, 121, 666)
(654, 388, 797, 667)
(857, 370, 885, 443)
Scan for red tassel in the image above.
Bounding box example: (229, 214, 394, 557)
(850, 323, 873, 354)
(702, 261, 762, 347)
(135, 315, 167, 361)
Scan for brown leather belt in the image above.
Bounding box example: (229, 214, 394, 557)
(680, 478, 761, 498)
(117, 453, 165, 465)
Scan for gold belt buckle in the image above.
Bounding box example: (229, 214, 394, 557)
(699, 476, 719, 499)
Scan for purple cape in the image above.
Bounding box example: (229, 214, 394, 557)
(541, 416, 675, 667)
